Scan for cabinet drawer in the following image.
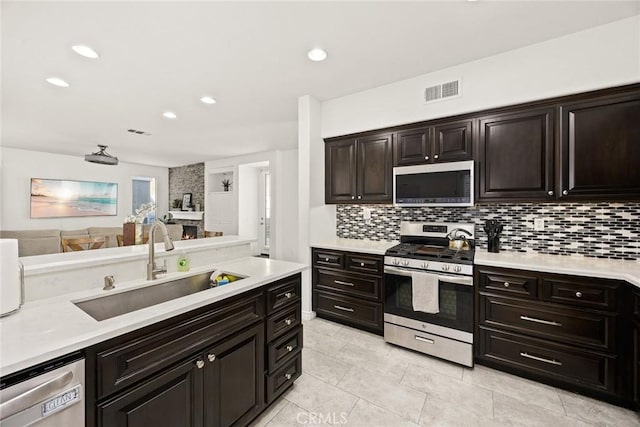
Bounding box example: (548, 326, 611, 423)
(542, 277, 619, 311)
(315, 268, 381, 300)
(266, 303, 301, 342)
(267, 275, 301, 315)
(346, 254, 382, 275)
(266, 354, 302, 404)
(479, 328, 615, 392)
(315, 291, 383, 334)
(479, 295, 615, 351)
(313, 249, 344, 269)
(94, 291, 263, 400)
(478, 269, 538, 299)
(268, 326, 303, 372)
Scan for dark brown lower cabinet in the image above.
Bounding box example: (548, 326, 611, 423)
(476, 266, 635, 408)
(97, 323, 263, 427)
(87, 274, 302, 427)
(98, 356, 204, 426)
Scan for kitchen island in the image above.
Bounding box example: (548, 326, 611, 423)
(1, 240, 307, 427)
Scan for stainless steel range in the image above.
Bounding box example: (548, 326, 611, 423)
(384, 222, 475, 367)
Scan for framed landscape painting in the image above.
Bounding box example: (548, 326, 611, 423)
(30, 178, 118, 218)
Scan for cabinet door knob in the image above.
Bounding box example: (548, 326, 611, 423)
(285, 318, 293, 325)
(286, 345, 294, 352)
(562, 190, 569, 196)
(504, 282, 510, 288)
(284, 373, 292, 380)
(547, 190, 554, 196)
(360, 262, 365, 267)
(424, 156, 429, 160)
(357, 195, 362, 200)
(575, 291, 583, 298)
(325, 257, 329, 262)
(195, 360, 205, 369)
(207, 353, 216, 362)
(351, 195, 355, 200)
(434, 154, 439, 159)
(285, 292, 293, 299)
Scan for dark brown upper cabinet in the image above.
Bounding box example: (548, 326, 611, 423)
(559, 90, 640, 200)
(325, 132, 393, 204)
(394, 119, 472, 166)
(477, 107, 555, 202)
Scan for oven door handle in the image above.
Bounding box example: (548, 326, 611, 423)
(384, 266, 473, 287)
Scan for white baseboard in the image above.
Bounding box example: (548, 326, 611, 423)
(302, 310, 316, 321)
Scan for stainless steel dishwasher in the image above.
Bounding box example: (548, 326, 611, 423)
(0, 353, 84, 426)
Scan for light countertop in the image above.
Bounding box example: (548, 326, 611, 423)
(311, 237, 398, 255)
(475, 249, 640, 288)
(20, 236, 255, 276)
(0, 256, 306, 376)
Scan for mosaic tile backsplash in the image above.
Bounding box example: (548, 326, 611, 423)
(336, 203, 640, 261)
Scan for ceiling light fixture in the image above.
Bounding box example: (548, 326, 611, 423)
(85, 145, 118, 165)
(72, 45, 100, 59)
(307, 48, 328, 62)
(163, 111, 177, 119)
(200, 96, 217, 105)
(45, 77, 70, 87)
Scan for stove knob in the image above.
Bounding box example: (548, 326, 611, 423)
(442, 265, 450, 271)
(393, 259, 400, 266)
(421, 262, 429, 269)
(454, 266, 461, 273)
(402, 260, 410, 266)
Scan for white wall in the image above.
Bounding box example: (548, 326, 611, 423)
(0, 147, 169, 230)
(321, 15, 640, 138)
(238, 163, 261, 255)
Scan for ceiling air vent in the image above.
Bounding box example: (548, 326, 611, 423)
(424, 78, 461, 103)
(127, 129, 151, 136)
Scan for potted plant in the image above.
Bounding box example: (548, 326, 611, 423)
(172, 199, 182, 209)
(222, 179, 232, 192)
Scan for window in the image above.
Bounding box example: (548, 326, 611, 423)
(132, 177, 156, 223)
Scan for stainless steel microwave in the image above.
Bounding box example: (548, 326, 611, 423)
(393, 160, 474, 207)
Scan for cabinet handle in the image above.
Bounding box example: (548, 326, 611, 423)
(284, 373, 292, 380)
(285, 292, 293, 299)
(520, 315, 562, 327)
(415, 335, 435, 344)
(351, 196, 355, 200)
(286, 345, 294, 352)
(575, 291, 583, 298)
(520, 352, 562, 366)
(357, 195, 362, 200)
(333, 305, 354, 312)
(547, 190, 554, 196)
(334, 280, 354, 287)
(503, 282, 510, 288)
(207, 353, 216, 362)
(424, 156, 429, 160)
(195, 360, 205, 369)
(562, 190, 569, 196)
(434, 154, 439, 159)
(284, 318, 293, 325)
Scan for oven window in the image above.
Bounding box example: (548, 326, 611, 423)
(394, 280, 457, 320)
(385, 273, 473, 332)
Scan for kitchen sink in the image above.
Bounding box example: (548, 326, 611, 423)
(74, 270, 245, 321)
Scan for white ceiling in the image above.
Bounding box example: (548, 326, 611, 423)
(2, 1, 639, 167)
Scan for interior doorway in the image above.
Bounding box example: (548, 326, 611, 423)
(258, 169, 271, 257)
(237, 161, 271, 257)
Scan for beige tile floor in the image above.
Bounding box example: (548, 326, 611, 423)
(251, 317, 640, 427)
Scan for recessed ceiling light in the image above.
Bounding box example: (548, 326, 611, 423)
(71, 45, 99, 59)
(307, 48, 327, 62)
(200, 96, 217, 105)
(45, 77, 70, 87)
(163, 111, 177, 119)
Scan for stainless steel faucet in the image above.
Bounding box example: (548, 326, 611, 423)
(147, 222, 175, 280)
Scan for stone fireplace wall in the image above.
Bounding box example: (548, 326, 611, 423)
(168, 163, 205, 238)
